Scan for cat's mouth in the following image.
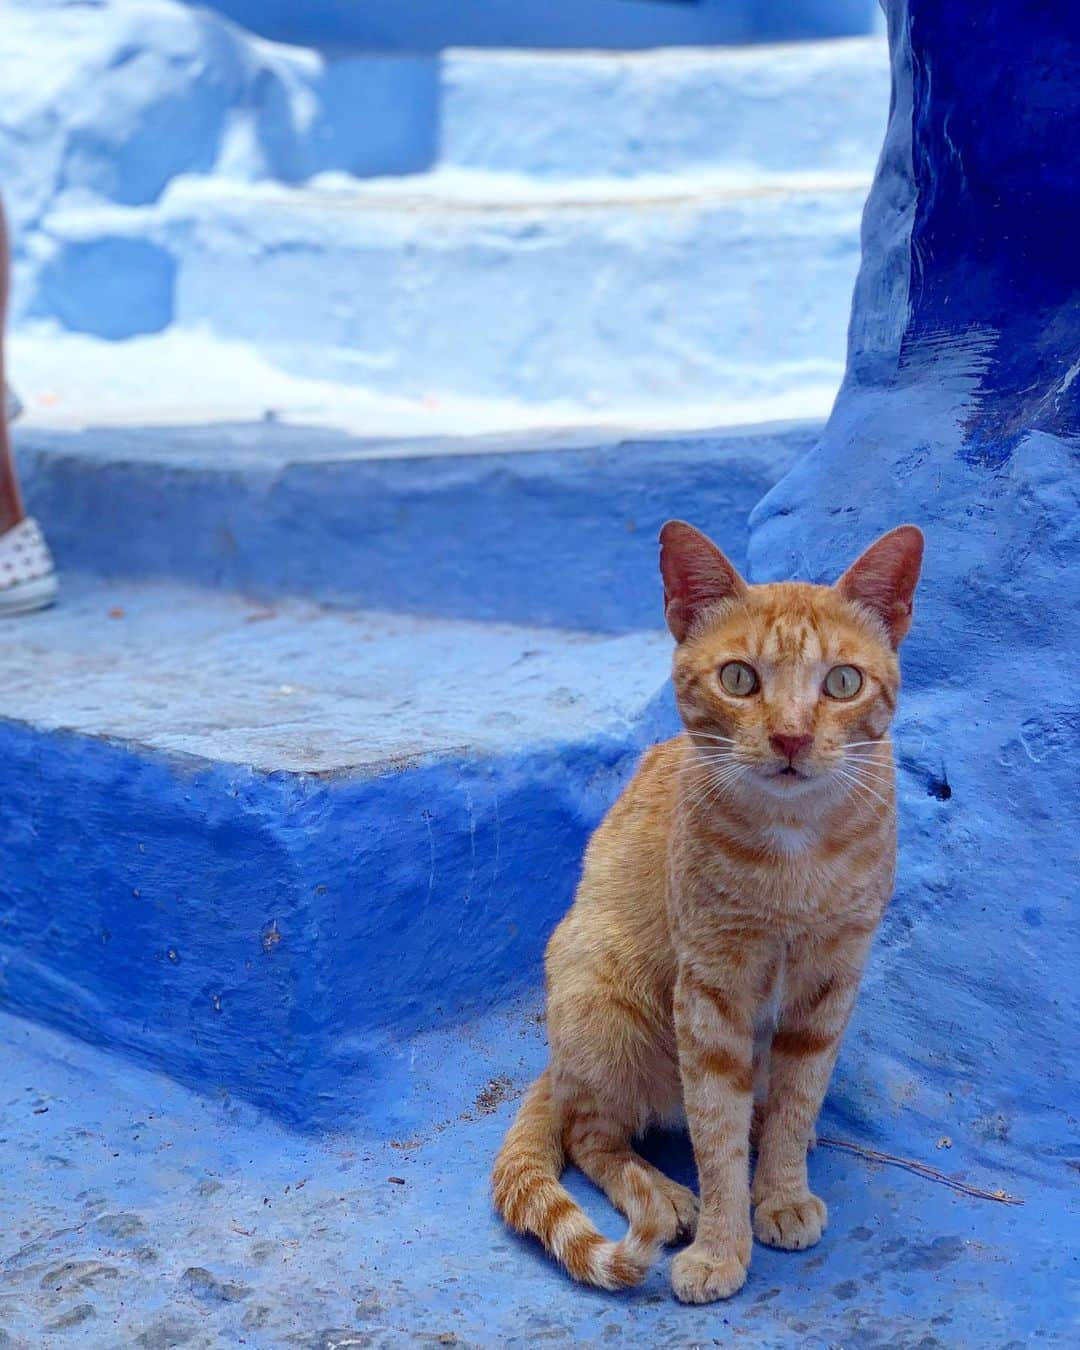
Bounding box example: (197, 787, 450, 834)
(756, 762, 821, 796)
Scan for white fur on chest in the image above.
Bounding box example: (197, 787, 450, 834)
(753, 953, 785, 1105)
(764, 823, 815, 855)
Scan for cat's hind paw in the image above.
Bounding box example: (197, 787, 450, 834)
(657, 1179, 699, 1245)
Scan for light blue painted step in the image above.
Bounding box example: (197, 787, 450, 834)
(0, 575, 671, 1124)
(31, 176, 869, 405)
(1, 9, 887, 239)
(441, 39, 889, 178)
(16, 418, 817, 631)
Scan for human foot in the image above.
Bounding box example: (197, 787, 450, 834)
(0, 516, 57, 616)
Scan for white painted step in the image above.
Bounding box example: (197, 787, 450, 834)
(0, 577, 671, 772)
(9, 328, 838, 437)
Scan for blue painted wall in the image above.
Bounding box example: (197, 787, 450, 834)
(748, 0, 1079, 1164)
(193, 0, 881, 50)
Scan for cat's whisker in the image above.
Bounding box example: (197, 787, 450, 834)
(839, 752, 893, 771)
(843, 740, 887, 749)
(842, 763, 894, 789)
(692, 746, 755, 767)
(682, 772, 736, 816)
(834, 768, 890, 810)
(703, 768, 749, 811)
(689, 766, 737, 785)
(687, 785, 724, 816)
(840, 755, 893, 774)
(845, 759, 892, 784)
(693, 753, 746, 770)
(834, 775, 883, 814)
(680, 771, 724, 815)
(834, 763, 881, 791)
(682, 761, 748, 816)
(683, 784, 721, 817)
(682, 784, 721, 815)
(837, 766, 891, 788)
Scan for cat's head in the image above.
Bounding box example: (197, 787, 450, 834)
(659, 521, 924, 801)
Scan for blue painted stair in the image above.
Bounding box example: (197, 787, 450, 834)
(0, 1004, 1062, 1347)
(37, 175, 869, 407)
(3, 417, 809, 1123)
(3, 0, 869, 1137)
(0, 571, 672, 1125)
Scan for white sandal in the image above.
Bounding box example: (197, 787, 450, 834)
(1, 378, 57, 616)
(0, 516, 57, 616)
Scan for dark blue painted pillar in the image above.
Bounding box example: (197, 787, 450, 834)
(749, 1, 1079, 1160)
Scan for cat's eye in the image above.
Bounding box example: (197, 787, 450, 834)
(719, 661, 759, 696)
(824, 665, 863, 700)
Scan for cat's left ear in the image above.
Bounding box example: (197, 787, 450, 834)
(659, 520, 747, 642)
(836, 524, 924, 647)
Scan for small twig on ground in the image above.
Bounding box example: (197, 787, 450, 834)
(816, 1135, 1024, 1205)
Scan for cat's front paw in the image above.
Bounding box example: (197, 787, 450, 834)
(671, 1241, 749, 1304)
(753, 1193, 827, 1250)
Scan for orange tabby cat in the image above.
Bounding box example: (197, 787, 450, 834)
(492, 520, 923, 1303)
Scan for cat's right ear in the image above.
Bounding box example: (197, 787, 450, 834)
(836, 524, 924, 647)
(659, 520, 747, 642)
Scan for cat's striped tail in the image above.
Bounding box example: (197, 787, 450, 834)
(492, 1070, 664, 1290)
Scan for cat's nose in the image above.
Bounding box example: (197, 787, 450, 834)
(770, 733, 813, 762)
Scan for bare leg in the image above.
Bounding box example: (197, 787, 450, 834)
(0, 197, 24, 535)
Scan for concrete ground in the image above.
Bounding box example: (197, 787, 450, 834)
(0, 1004, 1070, 1348)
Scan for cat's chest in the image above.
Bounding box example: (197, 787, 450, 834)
(676, 809, 890, 921)
(761, 823, 817, 857)
(708, 822, 851, 914)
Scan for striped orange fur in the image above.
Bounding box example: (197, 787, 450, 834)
(492, 521, 923, 1302)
